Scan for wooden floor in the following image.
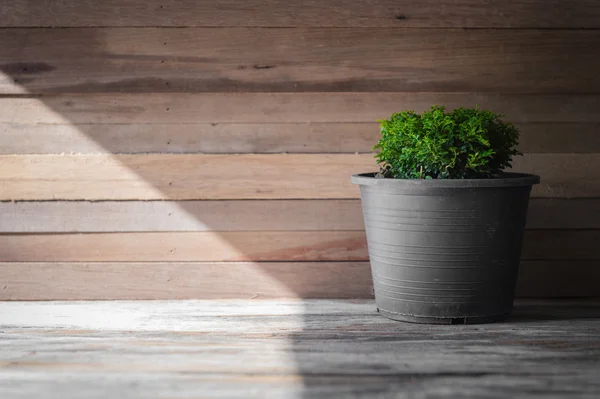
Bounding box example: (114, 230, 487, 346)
(1, 300, 600, 398)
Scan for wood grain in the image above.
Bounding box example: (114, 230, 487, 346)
(0, 260, 600, 300)
(2, 301, 600, 398)
(0, 200, 366, 232)
(0, 231, 369, 262)
(516, 261, 600, 298)
(525, 199, 600, 230)
(0, 230, 598, 262)
(0, 153, 597, 200)
(0, 261, 597, 300)
(2, 0, 599, 28)
(3, 94, 600, 124)
(0, 122, 377, 154)
(2, 300, 600, 397)
(1, 199, 598, 233)
(0, 262, 373, 300)
(2, 29, 600, 94)
(1, 122, 597, 154)
(4, 299, 600, 320)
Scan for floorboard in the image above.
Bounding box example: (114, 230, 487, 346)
(1, 299, 599, 398)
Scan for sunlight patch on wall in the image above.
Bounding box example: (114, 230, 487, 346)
(0, 72, 30, 94)
(0, 79, 107, 154)
(0, 71, 300, 300)
(0, 123, 110, 154)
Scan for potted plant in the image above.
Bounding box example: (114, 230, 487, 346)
(352, 106, 540, 324)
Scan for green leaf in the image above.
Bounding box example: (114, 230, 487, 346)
(374, 105, 521, 180)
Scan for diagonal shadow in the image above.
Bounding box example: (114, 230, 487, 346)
(0, 26, 377, 300)
(0, 27, 376, 397)
(2, 22, 599, 397)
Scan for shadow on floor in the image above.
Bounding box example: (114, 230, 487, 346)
(507, 300, 600, 323)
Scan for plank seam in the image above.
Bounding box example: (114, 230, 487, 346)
(1, 26, 600, 30)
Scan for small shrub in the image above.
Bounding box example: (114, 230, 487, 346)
(374, 105, 521, 179)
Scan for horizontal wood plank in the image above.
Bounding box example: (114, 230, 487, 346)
(2, 0, 599, 28)
(1, 199, 598, 233)
(3, 94, 600, 124)
(4, 298, 599, 320)
(0, 123, 377, 154)
(517, 123, 600, 154)
(0, 231, 368, 262)
(1, 122, 598, 154)
(525, 199, 600, 230)
(2, 29, 600, 93)
(0, 230, 598, 262)
(0, 154, 597, 200)
(516, 261, 600, 298)
(0, 262, 373, 300)
(0, 200, 366, 232)
(0, 261, 596, 300)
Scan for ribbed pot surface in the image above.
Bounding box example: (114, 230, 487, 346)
(352, 173, 540, 324)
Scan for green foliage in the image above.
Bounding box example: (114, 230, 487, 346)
(373, 106, 521, 179)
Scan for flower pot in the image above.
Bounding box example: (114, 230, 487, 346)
(351, 172, 540, 324)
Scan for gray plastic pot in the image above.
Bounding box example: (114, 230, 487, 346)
(352, 172, 540, 325)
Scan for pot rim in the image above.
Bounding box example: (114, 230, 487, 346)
(351, 172, 540, 188)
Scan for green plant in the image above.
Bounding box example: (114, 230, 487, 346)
(374, 106, 521, 179)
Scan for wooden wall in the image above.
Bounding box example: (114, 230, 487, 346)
(1, 1, 599, 299)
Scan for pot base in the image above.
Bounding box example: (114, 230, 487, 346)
(377, 308, 510, 325)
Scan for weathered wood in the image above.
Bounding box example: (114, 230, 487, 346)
(0, 122, 377, 154)
(0, 231, 368, 262)
(526, 199, 600, 229)
(2, 94, 600, 124)
(2, 29, 600, 93)
(0, 199, 598, 233)
(2, 299, 600, 327)
(0, 154, 597, 200)
(2, 0, 599, 28)
(517, 123, 600, 154)
(0, 261, 597, 300)
(0, 300, 599, 398)
(0, 262, 373, 300)
(0, 200, 366, 232)
(516, 261, 600, 298)
(0, 153, 367, 200)
(521, 230, 600, 261)
(1, 122, 597, 154)
(0, 230, 598, 262)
